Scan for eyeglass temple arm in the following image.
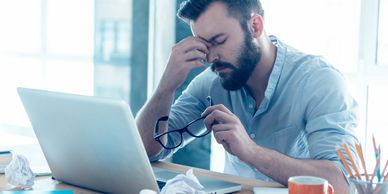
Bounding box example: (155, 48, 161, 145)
(154, 116, 169, 137)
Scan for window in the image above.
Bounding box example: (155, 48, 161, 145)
(365, 85, 388, 170)
(0, 0, 150, 172)
(46, 0, 94, 56)
(0, 0, 42, 53)
(359, 0, 388, 169)
(377, 0, 388, 65)
(263, 0, 360, 74)
(0, 0, 94, 133)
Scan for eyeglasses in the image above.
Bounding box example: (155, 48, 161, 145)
(153, 115, 210, 149)
(153, 96, 213, 150)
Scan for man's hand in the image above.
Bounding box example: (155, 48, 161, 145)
(158, 36, 209, 94)
(201, 104, 257, 162)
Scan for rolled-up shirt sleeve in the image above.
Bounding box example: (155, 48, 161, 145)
(301, 64, 359, 181)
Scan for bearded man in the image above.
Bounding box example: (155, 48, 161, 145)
(136, 1, 359, 193)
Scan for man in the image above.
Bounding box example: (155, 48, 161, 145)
(136, 0, 359, 193)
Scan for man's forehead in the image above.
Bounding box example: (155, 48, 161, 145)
(190, 25, 218, 45)
(189, 2, 233, 40)
(190, 22, 206, 40)
(190, 21, 238, 43)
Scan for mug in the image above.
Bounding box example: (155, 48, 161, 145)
(288, 176, 334, 194)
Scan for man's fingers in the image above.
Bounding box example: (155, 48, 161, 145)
(184, 49, 208, 62)
(202, 104, 234, 118)
(213, 130, 229, 144)
(195, 36, 212, 48)
(178, 37, 209, 55)
(211, 123, 233, 132)
(203, 110, 231, 131)
(213, 130, 235, 155)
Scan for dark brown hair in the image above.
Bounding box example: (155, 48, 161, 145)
(177, 0, 264, 26)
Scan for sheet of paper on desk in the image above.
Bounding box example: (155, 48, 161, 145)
(254, 186, 288, 194)
(2, 191, 73, 194)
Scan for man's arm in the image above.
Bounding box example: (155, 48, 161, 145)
(202, 104, 349, 193)
(246, 144, 348, 193)
(135, 88, 174, 157)
(135, 37, 208, 157)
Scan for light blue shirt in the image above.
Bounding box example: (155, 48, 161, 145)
(150, 36, 359, 182)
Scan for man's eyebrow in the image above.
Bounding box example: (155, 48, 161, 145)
(198, 33, 226, 43)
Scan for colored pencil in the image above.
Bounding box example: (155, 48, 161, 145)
(381, 160, 388, 182)
(370, 154, 381, 182)
(337, 147, 354, 179)
(355, 143, 369, 181)
(344, 143, 362, 180)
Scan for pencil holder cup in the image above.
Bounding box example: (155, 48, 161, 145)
(349, 178, 388, 194)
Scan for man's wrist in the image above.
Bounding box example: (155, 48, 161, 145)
(244, 143, 262, 166)
(155, 84, 175, 97)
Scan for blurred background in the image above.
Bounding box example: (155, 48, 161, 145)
(0, 0, 387, 174)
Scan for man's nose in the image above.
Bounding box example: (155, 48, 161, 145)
(207, 51, 219, 63)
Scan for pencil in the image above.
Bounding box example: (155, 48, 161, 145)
(337, 147, 354, 179)
(344, 143, 362, 180)
(355, 143, 369, 181)
(381, 160, 388, 182)
(372, 135, 381, 182)
(377, 145, 381, 182)
(372, 135, 377, 154)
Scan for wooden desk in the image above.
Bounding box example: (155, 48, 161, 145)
(0, 161, 283, 193)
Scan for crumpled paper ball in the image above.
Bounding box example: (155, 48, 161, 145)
(161, 169, 206, 194)
(4, 154, 35, 189)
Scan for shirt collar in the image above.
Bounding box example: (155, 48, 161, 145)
(257, 35, 287, 113)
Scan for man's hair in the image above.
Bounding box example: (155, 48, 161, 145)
(177, 0, 264, 26)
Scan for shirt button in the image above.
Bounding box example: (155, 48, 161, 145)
(250, 133, 256, 139)
(249, 104, 254, 109)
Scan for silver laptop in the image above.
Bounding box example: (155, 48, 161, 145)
(17, 87, 241, 194)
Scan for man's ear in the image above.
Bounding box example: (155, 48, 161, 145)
(249, 14, 264, 38)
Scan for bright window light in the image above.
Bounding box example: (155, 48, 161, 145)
(45, 59, 94, 95)
(0, 56, 43, 127)
(0, 0, 94, 131)
(262, 0, 360, 73)
(47, 0, 94, 56)
(377, 0, 388, 65)
(0, 0, 42, 53)
(366, 85, 388, 171)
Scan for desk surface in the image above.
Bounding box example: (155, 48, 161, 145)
(0, 161, 283, 194)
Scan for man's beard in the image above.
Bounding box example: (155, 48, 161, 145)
(211, 33, 261, 91)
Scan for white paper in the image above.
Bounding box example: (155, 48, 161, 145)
(253, 186, 288, 194)
(4, 154, 35, 189)
(161, 168, 206, 194)
(139, 189, 158, 194)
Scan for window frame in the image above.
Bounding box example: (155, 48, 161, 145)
(356, 0, 388, 150)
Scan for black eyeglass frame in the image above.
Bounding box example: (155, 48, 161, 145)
(153, 115, 210, 149)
